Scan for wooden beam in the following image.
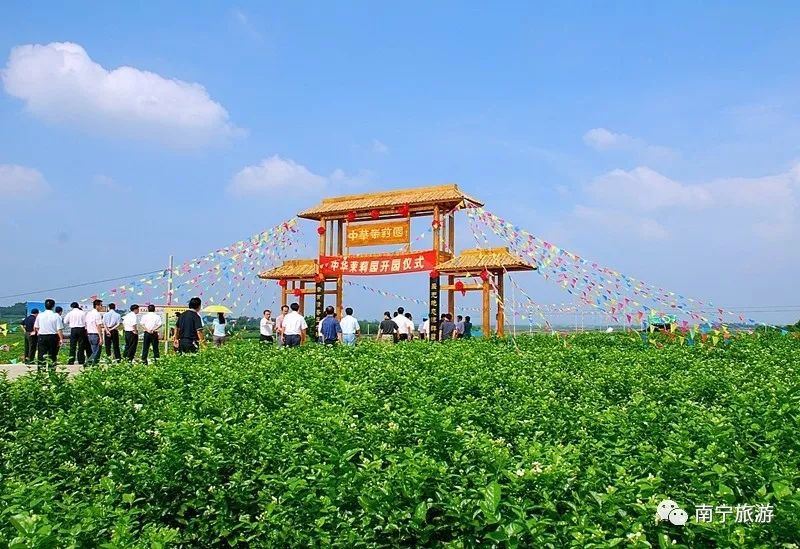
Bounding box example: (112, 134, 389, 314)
(441, 284, 483, 291)
(482, 278, 490, 337)
(497, 273, 505, 337)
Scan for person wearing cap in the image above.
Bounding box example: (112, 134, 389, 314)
(122, 304, 140, 361)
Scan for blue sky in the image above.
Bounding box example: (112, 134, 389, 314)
(2, 2, 799, 323)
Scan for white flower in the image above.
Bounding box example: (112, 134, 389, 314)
(531, 462, 543, 474)
(388, 421, 399, 431)
(133, 403, 143, 412)
(515, 468, 525, 477)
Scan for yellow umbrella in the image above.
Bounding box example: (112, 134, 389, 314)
(202, 305, 233, 314)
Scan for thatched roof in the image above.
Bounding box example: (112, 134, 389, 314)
(436, 247, 535, 273)
(258, 259, 318, 280)
(298, 184, 483, 221)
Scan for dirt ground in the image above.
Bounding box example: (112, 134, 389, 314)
(1, 362, 84, 381)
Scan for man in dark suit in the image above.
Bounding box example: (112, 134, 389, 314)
(21, 309, 39, 364)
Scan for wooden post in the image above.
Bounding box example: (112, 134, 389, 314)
(318, 218, 326, 257)
(336, 275, 343, 318)
(432, 205, 441, 265)
(280, 286, 287, 308)
(447, 274, 455, 318)
(482, 276, 491, 337)
(337, 220, 344, 255)
(446, 210, 455, 318)
(497, 272, 505, 337)
(299, 281, 306, 315)
(448, 210, 455, 255)
(336, 219, 344, 318)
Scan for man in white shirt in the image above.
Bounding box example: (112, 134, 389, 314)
(259, 309, 274, 343)
(140, 304, 163, 364)
(394, 307, 413, 341)
(340, 307, 360, 346)
(64, 301, 90, 365)
(275, 304, 289, 346)
(85, 299, 105, 365)
(33, 298, 64, 369)
(103, 303, 122, 361)
(281, 303, 307, 348)
(122, 304, 140, 361)
(419, 318, 429, 340)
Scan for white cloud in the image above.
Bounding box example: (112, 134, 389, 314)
(583, 128, 675, 160)
(229, 156, 326, 196)
(2, 42, 240, 148)
(576, 164, 800, 240)
(0, 164, 50, 199)
(371, 139, 389, 154)
(573, 204, 670, 240)
(229, 156, 373, 197)
(587, 166, 713, 212)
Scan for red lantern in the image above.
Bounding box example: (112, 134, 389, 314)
(432, 219, 441, 228)
(455, 280, 466, 296)
(346, 211, 357, 223)
(370, 208, 380, 220)
(429, 269, 440, 279)
(317, 226, 326, 235)
(480, 270, 490, 282)
(293, 288, 302, 297)
(278, 279, 288, 288)
(315, 273, 325, 283)
(396, 203, 410, 217)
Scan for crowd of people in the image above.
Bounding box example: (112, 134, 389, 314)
(19, 297, 475, 369)
(20, 297, 208, 369)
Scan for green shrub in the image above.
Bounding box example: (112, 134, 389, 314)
(1, 333, 798, 547)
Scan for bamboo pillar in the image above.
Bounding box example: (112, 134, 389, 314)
(497, 273, 505, 337)
(482, 277, 491, 337)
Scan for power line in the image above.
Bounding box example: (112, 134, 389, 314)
(0, 270, 166, 300)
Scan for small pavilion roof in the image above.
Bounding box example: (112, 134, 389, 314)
(258, 259, 318, 280)
(297, 184, 483, 221)
(436, 247, 536, 273)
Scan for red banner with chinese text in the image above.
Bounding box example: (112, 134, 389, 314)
(320, 250, 437, 276)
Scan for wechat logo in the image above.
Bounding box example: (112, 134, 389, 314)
(657, 500, 688, 526)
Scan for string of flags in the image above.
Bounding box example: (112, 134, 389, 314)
(467, 206, 766, 331)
